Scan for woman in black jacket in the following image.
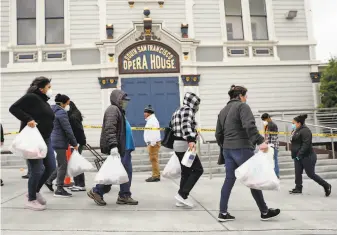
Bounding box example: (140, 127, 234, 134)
(9, 77, 56, 211)
(290, 114, 331, 197)
(68, 101, 87, 192)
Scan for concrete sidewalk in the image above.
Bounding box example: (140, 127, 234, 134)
(1, 169, 336, 235)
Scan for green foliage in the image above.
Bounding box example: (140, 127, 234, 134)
(319, 58, 337, 108)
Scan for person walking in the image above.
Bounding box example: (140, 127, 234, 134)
(1, 123, 4, 186)
(261, 113, 280, 178)
(144, 105, 161, 182)
(289, 114, 332, 196)
(45, 94, 78, 198)
(215, 85, 281, 222)
(21, 161, 31, 179)
(68, 101, 87, 192)
(88, 90, 138, 206)
(171, 92, 203, 208)
(9, 76, 56, 211)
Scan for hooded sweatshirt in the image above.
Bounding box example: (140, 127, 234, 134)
(170, 92, 201, 143)
(100, 90, 128, 156)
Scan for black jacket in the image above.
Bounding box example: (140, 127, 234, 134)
(1, 124, 4, 143)
(100, 90, 126, 156)
(215, 99, 264, 149)
(291, 125, 313, 159)
(9, 91, 55, 139)
(69, 115, 86, 146)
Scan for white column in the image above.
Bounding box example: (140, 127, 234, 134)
(241, 0, 252, 41)
(9, 0, 17, 47)
(98, 0, 107, 41)
(219, 0, 227, 42)
(64, 0, 71, 45)
(265, 0, 276, 41)
(185, 0, 195, 38)
(304, 0, 316, 61)
(36, 0, 45, 46)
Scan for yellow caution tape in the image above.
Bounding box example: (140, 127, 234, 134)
(4, 126, 337, 138)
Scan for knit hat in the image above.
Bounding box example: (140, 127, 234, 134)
(144, 105, 154, 114)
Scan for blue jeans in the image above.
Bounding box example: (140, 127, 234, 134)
(27, 138, 56, 201)
(220, 148, 268, 214)
(93, 150, 133, 198)
(273, 148, 280, 177)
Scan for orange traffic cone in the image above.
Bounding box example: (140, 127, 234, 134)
(64, 145, 72, 187)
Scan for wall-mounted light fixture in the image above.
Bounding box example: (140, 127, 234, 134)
(143, 7, 150, 17)
(286, 10, 298, 19)
(106, 24, 114, 39)
(181, 23, 189, 38)
(108, 53, 115, 62)
(183, 52, 189, 60)
(128, 1, 135, 8)
(158, 1, 164, 8)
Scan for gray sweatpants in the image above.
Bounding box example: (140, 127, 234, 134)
(47, 149, 67, 187)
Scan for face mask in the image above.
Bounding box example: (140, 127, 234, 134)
(195, 106, 199, 113)
(121, 100, 129, 110)
(46, 89, 53, 98)
(64, 105, 70, 112)
(263, 121, 268, 126)
(292, 124, 296, 130)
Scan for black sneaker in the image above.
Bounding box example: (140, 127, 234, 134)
(261, 208, 281, 221)
(145, 177, 160, 182)
(54, 188, 72, 198)
(22, 174, 30, 179)
(45, 183, 54, 192)
(324, 184, 332, 197)
(1, 179, 3, 186)
(218, 212, 235, 222)
(87, 189, 107, 206)
(289, 188, 302, 194)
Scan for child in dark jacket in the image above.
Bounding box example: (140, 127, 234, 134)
(45, 94, 78, 198)
(68, 101, 87, 192)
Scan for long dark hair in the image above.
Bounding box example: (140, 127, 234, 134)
(26, 76, 51, 94)
(68, 101, 83, 122)
(228, 85, 248, 100)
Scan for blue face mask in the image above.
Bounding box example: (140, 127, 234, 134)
(291, 124, 296, 130)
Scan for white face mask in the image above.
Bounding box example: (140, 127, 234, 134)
(46, 89, 53, 98)
(263, 121, 268, 126)
(64, 105, 70, 111)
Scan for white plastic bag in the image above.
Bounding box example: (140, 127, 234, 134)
(10, 126, 47, 159)
(181, 149, 196, 168)
(67, 150, 94, 177)
(162, 153, 181, 179)
(94, 148, 129, 185)
(235, 146, 280, 191)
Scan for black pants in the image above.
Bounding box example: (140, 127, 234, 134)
(294, 153, 329, 189)
(175, 152, 204, 199)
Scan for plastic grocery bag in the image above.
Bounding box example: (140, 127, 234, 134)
(181, 149, 196, 168)
(67, 150, 94, 177)
(10, 126, 47, 159)
(235, 146, 280, 191)
(162, 153, 181, 179)
(94, 148, 129, 185)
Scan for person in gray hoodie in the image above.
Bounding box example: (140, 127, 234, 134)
(215, 85, 280, 222)
(87, 90, 138, 206)
(46, 94, 78, 198)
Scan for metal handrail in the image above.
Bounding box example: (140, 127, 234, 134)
(272, 118, 337, 130)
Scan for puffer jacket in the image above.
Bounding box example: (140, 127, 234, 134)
(170, 92, 200, 143)
(51, 105, 78, 149)
(291, 124, 314, 159)
(100, 90, 127, 156)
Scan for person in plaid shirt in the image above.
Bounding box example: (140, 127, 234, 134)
(261, 113, 280, 178)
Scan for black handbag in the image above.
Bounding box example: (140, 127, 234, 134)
(162, 123, 175, 149)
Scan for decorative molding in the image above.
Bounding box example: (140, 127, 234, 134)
(43, 51, 67, 61)
(253, 47, 274, 56)
(14, 52, 38, 63)
(98, 77, 118, 89)
(227, 47, 249, 57)
(181, 74, 200, 86)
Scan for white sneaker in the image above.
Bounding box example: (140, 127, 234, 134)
(26, 193, 47, 205)
(175, 202, 186, 207)
(175, 194, 194, 208)
(71, 186, 86, 192)
(25, 200, 46, 211)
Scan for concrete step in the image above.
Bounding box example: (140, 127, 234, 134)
(279, 164, 337, 176)
(278, 159, 337, 168)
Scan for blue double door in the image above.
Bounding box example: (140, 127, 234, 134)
(121, 77, 180, 147)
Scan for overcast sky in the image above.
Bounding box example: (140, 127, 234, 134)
(310, 0, 337, 62)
